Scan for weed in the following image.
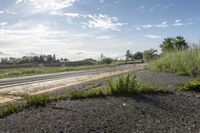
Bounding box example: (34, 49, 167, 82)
(25, 94, 56, 106)
(182, 80, 200, 92)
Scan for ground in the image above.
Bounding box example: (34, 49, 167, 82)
(0, 70, 199, 133)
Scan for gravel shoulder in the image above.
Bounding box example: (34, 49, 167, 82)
(0, 70, 199, 133)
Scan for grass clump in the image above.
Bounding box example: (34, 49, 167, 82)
(148, 49, 200, 76)
(0, 103, 25, 118)
(25, 94, 56, 106)
(182, 80, 200, 92)
(109, 74, 168, 94)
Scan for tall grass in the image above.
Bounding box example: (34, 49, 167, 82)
(148, 48, 200, 76)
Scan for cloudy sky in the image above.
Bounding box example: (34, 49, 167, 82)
(0, 0, 200, 60)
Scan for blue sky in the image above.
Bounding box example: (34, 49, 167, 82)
(0, 0, 200, 60)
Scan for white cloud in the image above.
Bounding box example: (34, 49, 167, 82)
(134, 19, 187, 30)
(142, 24, 153, 29)
(16, 0, 76, 13)
(173, 19, 183, 26)
(85, 14, 124, 31)
(0, 10, 4, 14)
(143, 35, 161, 39)
(0, 10, 18, 15)
(50, 11, 83, 18)
(99, 0, 104, 3)
(96, 36, 110, 40)
(0, 22, 8, 26)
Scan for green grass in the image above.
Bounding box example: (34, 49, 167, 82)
(148, 49, 200, 76)
(182, 80, 200, 92)
(0, 103, 25, 118)
(0, 63, 121, 79)
(0, 74, 169, 118)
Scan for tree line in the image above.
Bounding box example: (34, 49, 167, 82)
(0, 54, 62, 65)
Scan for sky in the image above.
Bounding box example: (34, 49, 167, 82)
(0, 0, 200, 60)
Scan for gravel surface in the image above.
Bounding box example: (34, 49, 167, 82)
(136, 70, 194, 89)
(0, 70, 199, 133)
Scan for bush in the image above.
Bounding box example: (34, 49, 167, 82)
(100, 58, 113, 64)
(143, 49, 158, 62)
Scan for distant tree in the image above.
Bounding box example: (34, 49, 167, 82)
(143, 49, 158, 62)
(160, 36, 189, 52)
(53, 54, 56, 62)
(46, 55, 53, 63)
(133, 52, 143, 60)
(126, 50, 132, 61)
(100, 57, 113, 64)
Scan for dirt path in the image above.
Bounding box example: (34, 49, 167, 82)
(0, 70, 199, 133)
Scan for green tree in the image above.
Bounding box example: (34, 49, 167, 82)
(126, 50, 132, 61)
(100, 57, 113, 64)
(133, 52, 143, 60)
(143, 49, 158, 62)
(174, 36, 188, 50)
(160, 36, 189, 52)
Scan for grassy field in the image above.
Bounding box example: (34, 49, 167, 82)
(0, 62, 122, 79)
(148, 49, 200, 76)
(0, 74, 169, 118)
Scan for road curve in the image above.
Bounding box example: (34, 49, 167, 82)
(0, 64, 144, 89)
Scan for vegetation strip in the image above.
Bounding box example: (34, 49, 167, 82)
(0, 74, 169, 118)
(0, 63, 121, 79)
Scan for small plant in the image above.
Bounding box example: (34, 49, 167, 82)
(109, 74, 138, 94)
(182, 80, 200, 92)
(108, 74, 168, 94)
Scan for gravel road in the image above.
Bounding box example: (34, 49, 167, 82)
(0, 70, 199, 133)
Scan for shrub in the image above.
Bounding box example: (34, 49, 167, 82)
(100, 58, 113, 64)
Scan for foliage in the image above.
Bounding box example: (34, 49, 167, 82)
(148, 48, 200, 76)
(133, 52, 143, 60)
(182, 80, 200, 92)
(126, 50, 132, 61)
(0, 54, 59, 65)
(100, 57, 113, 64)
(143, 49, 158, 62)
(160, 36, 189, 53)
(25, 94, 55, 106)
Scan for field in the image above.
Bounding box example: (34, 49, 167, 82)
(0, 62, 121, 79)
